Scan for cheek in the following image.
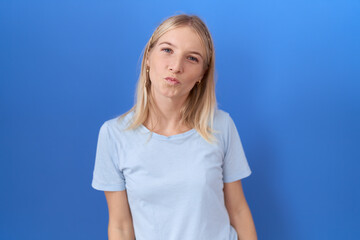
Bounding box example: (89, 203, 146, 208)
(148, 59, 161, 78)
(150, 52, 167, 67)
(189, 68, 204, 81)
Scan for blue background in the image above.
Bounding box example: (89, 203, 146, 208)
(1, 0, 359, 239)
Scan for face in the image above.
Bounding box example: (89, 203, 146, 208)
(146, 26, 206, 102)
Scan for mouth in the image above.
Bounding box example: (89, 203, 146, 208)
(164, 77, 180, 85)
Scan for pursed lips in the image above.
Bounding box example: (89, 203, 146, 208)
(164, 77, 180, 84)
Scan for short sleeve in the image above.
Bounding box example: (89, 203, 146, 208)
(222, 114, 252, 183)
(91, 121, 126, 191)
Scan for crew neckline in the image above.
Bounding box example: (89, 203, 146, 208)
(139, 124, 196, 140)
(125, 110, 197, 140)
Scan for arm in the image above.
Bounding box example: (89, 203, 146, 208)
(224, 180, 257, 240)
(104, 190, 135, 240)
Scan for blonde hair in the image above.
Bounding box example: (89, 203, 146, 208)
(119, 13, 219, 144)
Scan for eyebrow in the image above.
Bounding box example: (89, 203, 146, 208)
(158, 41, 204, 59)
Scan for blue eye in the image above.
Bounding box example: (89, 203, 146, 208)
(162, 48, 172, 53)
(188, 56, 199, 62)
(161, 48, 199, 63)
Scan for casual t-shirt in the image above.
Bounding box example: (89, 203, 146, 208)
(91, 108, 252, 240)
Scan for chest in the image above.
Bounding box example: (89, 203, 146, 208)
(117, 135, 225, 204)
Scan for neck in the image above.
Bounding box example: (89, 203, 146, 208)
(145, 90, 190, 133)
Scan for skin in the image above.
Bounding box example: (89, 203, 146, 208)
(144, 26, 206, 135)
(105, 191, 135, 240)
(224, 180, 258, 239)
(105, 25, 257, 240)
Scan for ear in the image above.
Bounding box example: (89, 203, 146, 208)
(146, 48, 152, 66)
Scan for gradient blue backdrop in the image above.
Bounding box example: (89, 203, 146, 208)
(1, 0, 359, 239)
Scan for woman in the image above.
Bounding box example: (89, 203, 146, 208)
(92, 14, 257, 240)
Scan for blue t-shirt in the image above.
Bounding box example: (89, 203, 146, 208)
(91, 108, 252, 240)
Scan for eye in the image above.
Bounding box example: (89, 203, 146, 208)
(161, 48, 173, 53)
(188, 56, 199, 62)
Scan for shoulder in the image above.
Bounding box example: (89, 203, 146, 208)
(104, 110, 134, 130)
(213, 108, 231, 130)
(99, 110, 135, 139)
(211, 108, 233, 147)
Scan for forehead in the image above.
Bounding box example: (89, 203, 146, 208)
(157, 26, 205, 53)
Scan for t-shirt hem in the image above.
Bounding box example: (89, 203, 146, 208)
(91, 179, 126, 191)
(223, 169, 252, 183)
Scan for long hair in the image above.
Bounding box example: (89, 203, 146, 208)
(119, 14, 218, 144)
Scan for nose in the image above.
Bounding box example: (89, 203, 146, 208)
(168, 56, 183, 73)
